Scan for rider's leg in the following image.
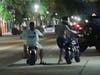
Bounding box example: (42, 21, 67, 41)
(58, 48, 64, 64)
(39, 49, 46, 64)
(37, 43, 45, 64)
(23, 44, 28, 58)
(39, 49, 43, 63)
(57, 37, 65, 64)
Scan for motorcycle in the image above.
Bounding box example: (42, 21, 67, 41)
(64, 24, 80, 64)
(25, 45, 37, 65)
(64, 37, 80, 64)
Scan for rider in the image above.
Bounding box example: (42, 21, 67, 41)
(21, 21, 45, 64)
(55, 16, 78, 64)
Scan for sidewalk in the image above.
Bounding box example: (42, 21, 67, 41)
(2, 32, 12, 36)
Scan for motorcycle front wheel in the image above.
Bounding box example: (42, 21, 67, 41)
(74, 51, 80, 62)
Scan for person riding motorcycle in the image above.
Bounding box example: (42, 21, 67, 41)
(21, 21, 45, 64)
(55, 16, 79, 64)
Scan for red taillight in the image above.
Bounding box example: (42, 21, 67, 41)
(72, 22, 82, 30)
(76, 24, 80, 28)
(73, 23, 82, 30)
(76, 24, 82, 30)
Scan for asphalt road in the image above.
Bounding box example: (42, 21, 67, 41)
(0, 34, 100, 75)
(0, 35, 23, 66)
(0, 34, 57, 66)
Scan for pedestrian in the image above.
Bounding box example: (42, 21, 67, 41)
(21, 21, 46, 64)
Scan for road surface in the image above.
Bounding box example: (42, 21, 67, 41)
(0, 35, 100, 75)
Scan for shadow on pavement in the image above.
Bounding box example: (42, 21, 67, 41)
(8, 62, 67, 67)
(81, 48, 100, 56)
(8, 62, 82, 68)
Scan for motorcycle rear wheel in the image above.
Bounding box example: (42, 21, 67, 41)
(26, 50, 37, 65)
(27, 58, 36, 65)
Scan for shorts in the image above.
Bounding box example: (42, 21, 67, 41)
(25, 42, 43, 49)
(57, 37, 68, 49)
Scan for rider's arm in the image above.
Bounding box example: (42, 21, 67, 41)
(65, 25, 78, 34)
(36, 29, 43, 37)
(20, 30, 27, 39)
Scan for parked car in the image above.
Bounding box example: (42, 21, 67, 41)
(44, 25, 55, 33)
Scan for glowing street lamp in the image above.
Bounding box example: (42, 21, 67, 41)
(55, 13, 58, 16)
(46, 11, 49, 14)
(34, 4, 39, 12)
(33, 4, 40, 26)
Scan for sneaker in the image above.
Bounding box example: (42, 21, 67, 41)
(58, 59, 63, 64)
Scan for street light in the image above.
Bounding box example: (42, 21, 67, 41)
(46, 11, 49, 14)
(34, 4, 40, 26)
(55, 13, 58, 16)
(34, 4, 39, 12)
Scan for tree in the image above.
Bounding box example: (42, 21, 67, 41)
(3, 0, 35, 24)
(41, 0, 85, 17)
(40, 0, 86, 25)
(0, 2, 13, 21)
(1, 0, 87, 25)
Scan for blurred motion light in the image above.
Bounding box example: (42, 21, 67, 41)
(77, 17, 81, 21)
(85, 19, 89, 23)
(72, 16, 81, 21)
(71, 16, 74, 19)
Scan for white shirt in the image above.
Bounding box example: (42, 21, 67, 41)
(21, 29, 43, 48)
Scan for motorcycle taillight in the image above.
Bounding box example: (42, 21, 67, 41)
(76, 24, 80, 28)
(74, 23, 82, 30)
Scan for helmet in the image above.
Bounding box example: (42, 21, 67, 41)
(29, 22, 34, 27)
(61, 16, 68, 21)
(29, 22, 35, 30)
(61, 16, 68, 25)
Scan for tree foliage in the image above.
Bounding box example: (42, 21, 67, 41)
(0, 2, 13, 21)
(1, 0, 87, 24)
(3, 0, 35, 24)
(41, 0, 85, 17)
